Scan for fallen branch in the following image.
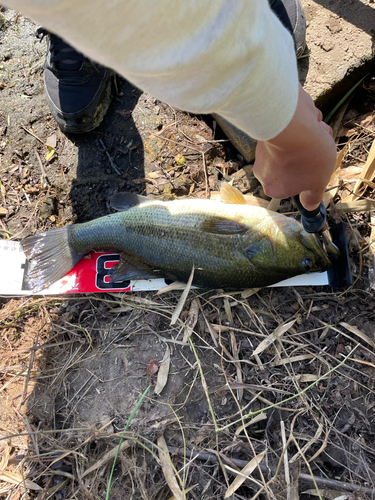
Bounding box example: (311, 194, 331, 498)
(168, 446, 374, 496)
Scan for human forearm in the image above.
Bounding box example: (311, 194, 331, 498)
(253, 84, 336, 210)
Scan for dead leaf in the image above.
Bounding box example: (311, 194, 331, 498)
(182, 297, 200, 342)
(156, 281, 186, 295)
(235, 413, 267, 436)
(284, 374, 320, 382)
(267, 198, 281, 212)
(340, 322, 375, 349)
(273, 353, 314, 366)
(355, 111, 375, 130)
(241, 287, 262, 298)
(107, 305, 133, 314)
(349, 358, 375, 369)
(340, 165, 364, 182)
(230, 331, 243, 401)
(323, 141, 349, 207)
(253, 319, 296, 356)
(157, 435, 184, 500)
(82, 440, 131, 478)
(148, 171, 162, 179)
(154, 346, 170, 395)
(334, 199, 375, 213)
(0, 182, 5, 198)
(170, 265, 194, 325)
(351, 137, 375, 199)
(147, 358, 159, 377)
(167, 484, 198, 500)
(224, 450, 266, 498)
(0, 470, 42, 491)
(45, 133, 57, 149)
(0, 207, 7, 217)
(0, 442, 11, 469)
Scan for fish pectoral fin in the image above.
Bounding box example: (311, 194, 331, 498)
(201, 216, 249, 234)
(243, 239, 274, 267)
(110, 255, 159, 281)
(110, 192, 152, 212)
(219, 183, 247, 205)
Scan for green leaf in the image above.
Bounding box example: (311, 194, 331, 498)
(45, 146, 55, 161)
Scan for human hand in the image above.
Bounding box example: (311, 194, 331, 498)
(253, 84, 336, 211)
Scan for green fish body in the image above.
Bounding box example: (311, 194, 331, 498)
(21, 188, 332, 292)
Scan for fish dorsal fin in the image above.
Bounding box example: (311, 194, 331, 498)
(201, 216, 249, 234)
(110, 192, 151, 212)
(220, 183, 247, 205)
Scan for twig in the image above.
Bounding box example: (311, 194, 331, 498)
(202, 152, 209, 199)
(280, 421, 290, 498)
(99, 138, 122, 175)
(219, 346, 358, 432)
(34, 148, 50, 184)
(19, 327, 40, 407)
(147, 131, 200, 152)
(168, 447, 375, 496)
(21, 125, 44, 144)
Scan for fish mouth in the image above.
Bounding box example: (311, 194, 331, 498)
(300, 231, 333, 271)
(312, 233, 335, 270)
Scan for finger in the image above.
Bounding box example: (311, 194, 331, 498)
(319, 120, 333, 137)
(315, 108, 323, 121)
(299, 189, 324, 212)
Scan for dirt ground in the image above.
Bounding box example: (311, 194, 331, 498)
(300, 0, 375, 111)
(1, 6, 375, 500)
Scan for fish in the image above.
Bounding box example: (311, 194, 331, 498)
(21, 184, 332, 292)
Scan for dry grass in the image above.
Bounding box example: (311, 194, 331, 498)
(1, 77, 375, 500)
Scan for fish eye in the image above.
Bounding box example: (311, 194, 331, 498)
(302, 257, 313, 271)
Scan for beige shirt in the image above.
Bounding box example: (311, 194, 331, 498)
(4, 0, 299, 140)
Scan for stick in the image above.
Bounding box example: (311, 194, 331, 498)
(99, 139, 122, 175)
(167, 446, 374, 496)
(34, 148, 50, 184)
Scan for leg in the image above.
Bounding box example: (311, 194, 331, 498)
(36, 28, 113, 134)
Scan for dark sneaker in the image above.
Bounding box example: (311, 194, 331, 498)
(213, 0, 307, 162)
(269, 0, 307, 58)
(36, 28, 113, 134)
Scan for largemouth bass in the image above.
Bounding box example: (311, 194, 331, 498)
(21, 184, 332, 292)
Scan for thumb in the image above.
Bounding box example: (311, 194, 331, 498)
(299, 190, 324, 212)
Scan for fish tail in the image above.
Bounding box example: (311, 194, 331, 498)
(21, 226, 82, 292)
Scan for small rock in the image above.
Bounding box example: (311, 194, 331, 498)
(321, 40, 334, 52)
(327, 17, 342, 34)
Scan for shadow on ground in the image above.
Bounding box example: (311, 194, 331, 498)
(69, 78, 145, 222)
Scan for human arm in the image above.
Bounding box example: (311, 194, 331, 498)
(3, 0, 298, 139)
(3, 0, 334, 208)
(253, 84, 336, 211)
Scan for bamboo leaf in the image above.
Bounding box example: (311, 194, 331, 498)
(157, 435, 184, 500)
(253, 319, 296, 356)
(351, 138, 375, 200)
(0, 470, 42, 491)
(154, 345, 171, 395)
(224, 450, 266, 498)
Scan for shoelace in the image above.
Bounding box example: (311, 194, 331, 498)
(36, 27, 86, 72)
